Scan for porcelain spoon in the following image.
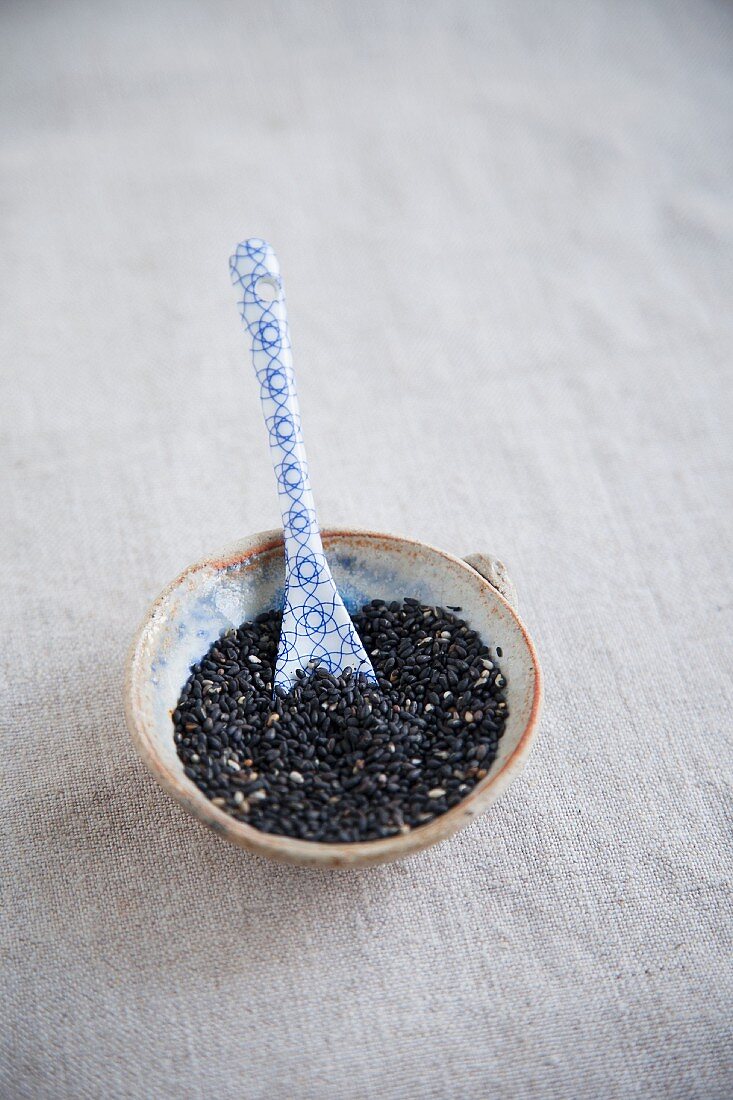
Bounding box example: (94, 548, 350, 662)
(230, 238, 377, 691)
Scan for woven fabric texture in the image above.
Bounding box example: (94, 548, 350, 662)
(2, 1, 731, 1097)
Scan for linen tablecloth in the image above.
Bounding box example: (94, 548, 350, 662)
(2, 1, 731, 1096)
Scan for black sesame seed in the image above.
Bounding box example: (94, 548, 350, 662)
(173, 600, 509, 843)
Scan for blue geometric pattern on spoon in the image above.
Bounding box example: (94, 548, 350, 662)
(230, 238, 377, 691)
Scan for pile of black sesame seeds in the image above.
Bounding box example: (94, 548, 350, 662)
(173, 598, 508, 843)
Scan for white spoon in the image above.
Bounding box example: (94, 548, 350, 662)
(230, 238, 377, 691)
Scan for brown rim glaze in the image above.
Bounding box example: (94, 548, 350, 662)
(125, 529, 543, 868)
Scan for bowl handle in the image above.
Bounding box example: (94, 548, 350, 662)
(463, 554, 518, 611)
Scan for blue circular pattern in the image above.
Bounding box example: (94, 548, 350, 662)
(230, 238, 377, 689)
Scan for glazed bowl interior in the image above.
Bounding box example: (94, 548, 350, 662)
(126, 529, 541, 867)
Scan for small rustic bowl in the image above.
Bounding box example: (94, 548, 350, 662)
(125, 529, 542, 868)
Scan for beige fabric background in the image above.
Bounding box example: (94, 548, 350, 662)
(2, 1, 732, 1097)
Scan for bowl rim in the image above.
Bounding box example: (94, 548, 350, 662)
(125, 527, 543, 867)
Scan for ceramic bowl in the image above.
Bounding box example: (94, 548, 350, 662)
(125, 529, 542, 868)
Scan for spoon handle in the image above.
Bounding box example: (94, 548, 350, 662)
(230, 239, 325, 565)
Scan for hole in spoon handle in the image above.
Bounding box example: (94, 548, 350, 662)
(255, 275, 279, 303)
(230, 238, 285, 312)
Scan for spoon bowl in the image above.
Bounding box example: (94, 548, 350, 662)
(125, 529, 542, 868)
